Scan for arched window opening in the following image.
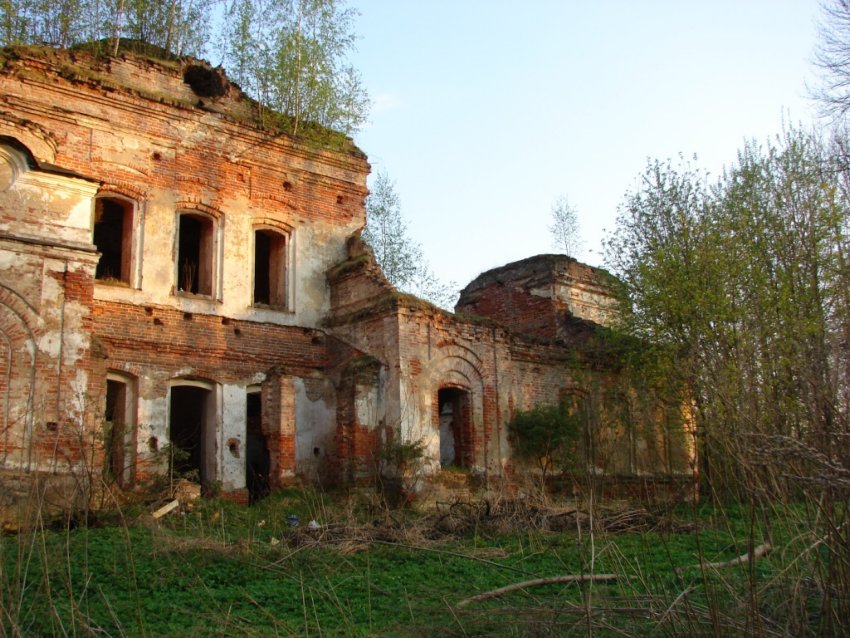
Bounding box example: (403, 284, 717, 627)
(94, 196, 134, 284)
(438, 387, 472, 468)
(254, 228, 288, 307)
(177, 212, 214, 296)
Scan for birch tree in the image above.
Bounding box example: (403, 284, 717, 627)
(549, 195, 582, 257)
(363, 171, 457, 310)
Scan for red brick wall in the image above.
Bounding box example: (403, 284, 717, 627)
(93, 301, 330, 379)
(457, 285, 560, 340)
(0, 49, 369, 230)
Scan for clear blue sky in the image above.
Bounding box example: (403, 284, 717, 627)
(348, 1, 821, 289)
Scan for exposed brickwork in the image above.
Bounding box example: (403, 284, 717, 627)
(0, 46, 696, 528)
(457, 254, 619, 339)
(93, 301, 330, 379)
(326, 252, 695, 494)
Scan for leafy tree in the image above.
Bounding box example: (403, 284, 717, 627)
(549, 194, 583, 257)
(606, 128, 850, 501)
(219, 0, 368, 135)
(507, 402, 580, 486)
(363, 171, 457, 310)
(362, 171, 420, 286)
(607, 120, 850, 633)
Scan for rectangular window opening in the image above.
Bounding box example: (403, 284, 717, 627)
(94, 198, 133, 284)
(178, 213, 214, 296)
(254, 229, 287, 307)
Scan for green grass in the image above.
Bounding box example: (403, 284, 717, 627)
(0, 493, 837, 637)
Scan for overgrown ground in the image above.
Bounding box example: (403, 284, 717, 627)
(0, 489, 843, 637)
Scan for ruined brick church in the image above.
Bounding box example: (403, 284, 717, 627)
(0, 47, 693, 521)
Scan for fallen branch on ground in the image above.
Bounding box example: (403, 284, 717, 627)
(457, 573, 619, 607)
(458, 542, 773, 607)
(693, 542, 772, 571)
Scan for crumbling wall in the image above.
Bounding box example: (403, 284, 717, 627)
(326, 249, 695, 498)
(0, 142, 101, 527)
(456, 254, 619, 338)
(0, 47, 370, 508)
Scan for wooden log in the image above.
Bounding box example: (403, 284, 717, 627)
(152, 499, 180, 519)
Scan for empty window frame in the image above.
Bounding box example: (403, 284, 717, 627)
(177, 212, 215, 296)
(94, 196, 135, 284)
(253, 228, 289, 307)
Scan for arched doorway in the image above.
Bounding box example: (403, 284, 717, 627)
(168, 382, 216, 487)
(438, 387, 472, 468)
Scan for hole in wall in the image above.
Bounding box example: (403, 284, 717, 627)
(183, 64, 227, 98)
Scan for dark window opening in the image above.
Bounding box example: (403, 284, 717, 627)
(105, 378, 132, 487)
(246, 391, 270, 503)
(169, 385, 214, 487)
(439, 387, 472, 468)
(253, 229, 287, 307)
(178, 213, 213, 295)
(94, 198, 133, 283)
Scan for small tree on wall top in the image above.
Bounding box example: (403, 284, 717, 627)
(507, 402, 581, 487)
(549, 195, 583, 257)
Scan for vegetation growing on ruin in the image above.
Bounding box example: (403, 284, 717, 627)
(0, 490, 834, 637)
(0, 43, 361, 154)
(507, 402, 581, 484)
(0, 0, 369, 136)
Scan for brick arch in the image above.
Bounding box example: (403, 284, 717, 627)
(427, 350, 486, 469)
(0, 126, 57, 165)
(429, 351, 484, 395)
(253, 216, 294, 234)
(432, 341, 484, 370)
(0, 283, 39, 468)
(98, 183, 147, 201)
(174, 200, 224, 221)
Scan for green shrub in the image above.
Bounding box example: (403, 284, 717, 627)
(507, 402, 580, 482)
